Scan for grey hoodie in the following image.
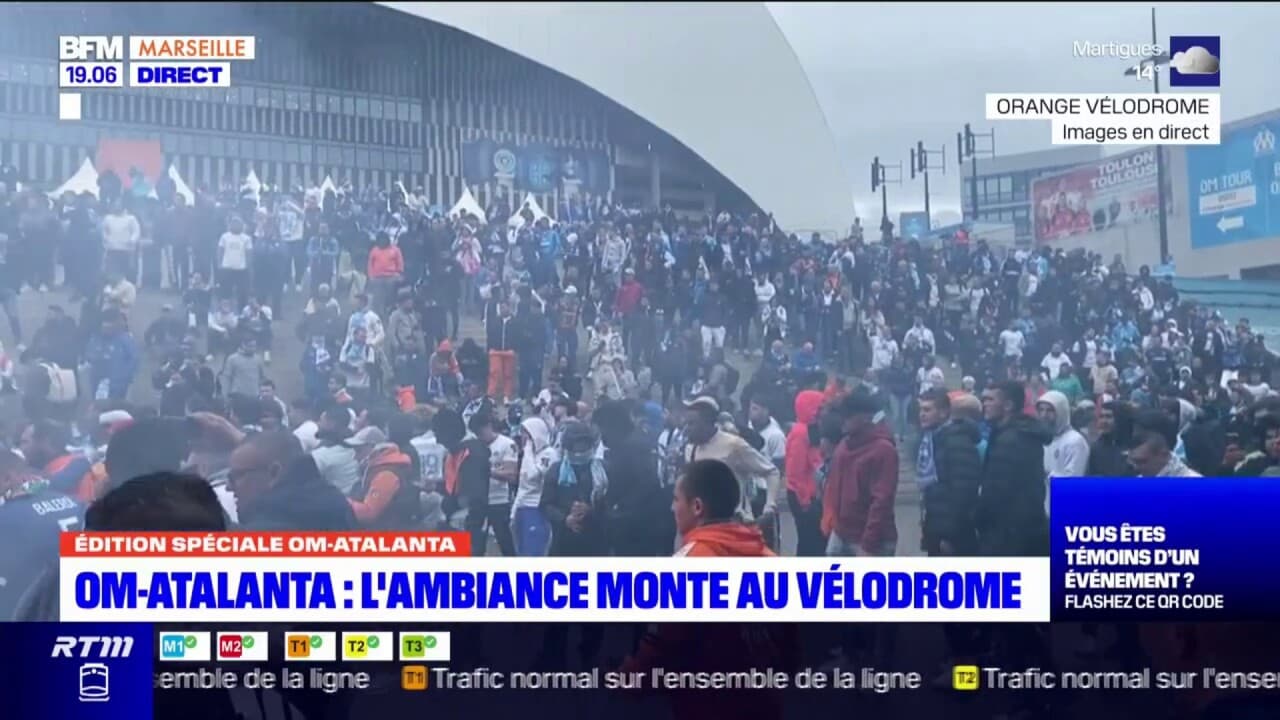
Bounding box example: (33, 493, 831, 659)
(219, 351, 263, 398)
(1039, 390, 1090, 516)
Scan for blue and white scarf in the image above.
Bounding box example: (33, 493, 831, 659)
(916, 428, 938, 491)
(558, 449, 608, 503)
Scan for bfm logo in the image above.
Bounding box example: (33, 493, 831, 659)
(58, 36, 124, 61)
(51, 636, 135, 658)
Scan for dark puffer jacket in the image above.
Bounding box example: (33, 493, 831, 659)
(977, 414, 1051, 556)
(921, 418, 982, 554)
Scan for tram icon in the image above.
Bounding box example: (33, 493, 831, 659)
(79, 663, 109, 702)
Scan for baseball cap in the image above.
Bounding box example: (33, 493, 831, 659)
(344, 426, 387, 447)
(683, 395, 720, 414)
(98, 409, 134, 428)
(839, 389, 880, 417)
(559, 419, 598, 452)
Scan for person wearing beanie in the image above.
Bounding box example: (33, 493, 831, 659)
(539, 419, 609, 557)
(823, 389, 898, 557)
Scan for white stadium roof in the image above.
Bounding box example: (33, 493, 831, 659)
(378, 1, 852, 235)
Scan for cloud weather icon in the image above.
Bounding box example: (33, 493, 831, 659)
(1170, 46, 1219, 74)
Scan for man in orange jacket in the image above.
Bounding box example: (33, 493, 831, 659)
(366, 232, 404, 313)
(672, 458, 774, 557)
(345, 426, 418, 528)
(621, 458, 797, 720)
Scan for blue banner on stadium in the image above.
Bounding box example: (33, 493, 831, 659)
(462, 138, 610, 195)
(1051, 477, 1276, 621)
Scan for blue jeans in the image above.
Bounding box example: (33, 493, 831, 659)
(519, 360, 544, 400)
(555, 328, 578, 366)
(889, 394, 911, 439)
(514, 506, 550, 556)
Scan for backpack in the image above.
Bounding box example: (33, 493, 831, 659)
(41, 364, 77, 404)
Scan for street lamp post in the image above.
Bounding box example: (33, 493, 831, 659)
(957, 124, 996, 224)
(871, 156, 903, 241)
(1124, 8, 1173, 262)
(911, 140, 947, 230)
(1149, 8, 1170, 263)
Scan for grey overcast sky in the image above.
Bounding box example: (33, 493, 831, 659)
(768, 2, 1280, 222)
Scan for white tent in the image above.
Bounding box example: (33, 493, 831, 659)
(508, 193, 549, 228)
(48, 157, 99, 199)
(241, 169, 262, 203)
(395, 180, 424, 214)
(167, 165, 195, 205)
(320, 175, 338, 197)
(304, 185, 325, 208)
(449, 187, 487, 223)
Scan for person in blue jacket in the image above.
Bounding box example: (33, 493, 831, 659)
(793, 341, 821, 375)
(84, 310, 139, 401)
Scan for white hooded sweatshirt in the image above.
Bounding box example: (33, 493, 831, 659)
(511, 417, 557, 517)
(1039, 390, 1090, 517)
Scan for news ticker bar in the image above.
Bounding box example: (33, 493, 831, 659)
(154, 630, 451, 662)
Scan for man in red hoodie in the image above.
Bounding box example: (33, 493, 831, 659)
(613, 268, 644, 350)
(784, 390, 826, 556)
(823, 388, 899, 557)
(620, 459, 798, 720)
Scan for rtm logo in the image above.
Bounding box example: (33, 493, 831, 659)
(58, 36, 124, 61)
(51, 636, 135, 658)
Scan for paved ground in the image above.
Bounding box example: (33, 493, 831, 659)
(3, 282, 924, 556)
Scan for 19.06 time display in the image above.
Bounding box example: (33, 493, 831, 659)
(59, 61, 124, 88)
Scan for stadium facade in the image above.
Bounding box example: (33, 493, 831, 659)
(0, 2, 850, 234)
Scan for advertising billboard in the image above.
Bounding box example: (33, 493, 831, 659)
(898, 211, 930, 240)
(1186, 121, 1280, 249)
(1032, 148, 1159, 243)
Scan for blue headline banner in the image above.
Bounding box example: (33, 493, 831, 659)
(1186, 121, 1280, 249)
(1052, 477, 1276, 621)
(59, 556, 1051, 623)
